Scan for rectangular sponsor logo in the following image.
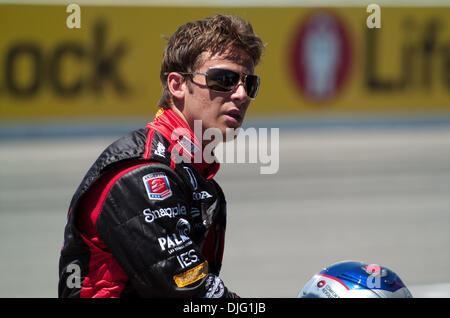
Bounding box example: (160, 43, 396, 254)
(143, 172, 172, 201)
(173, 261, 208, 288)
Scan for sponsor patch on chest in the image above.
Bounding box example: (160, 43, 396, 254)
(142, 172, 172, 201)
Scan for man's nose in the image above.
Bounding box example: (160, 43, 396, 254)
(231, 82, 250, 102)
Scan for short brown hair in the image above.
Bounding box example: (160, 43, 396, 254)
(158, 14, 264, 109)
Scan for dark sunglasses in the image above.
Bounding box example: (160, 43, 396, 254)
(166, 68, 260, 99)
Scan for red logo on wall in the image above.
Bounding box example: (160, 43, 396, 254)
(290, 11, 353, 102)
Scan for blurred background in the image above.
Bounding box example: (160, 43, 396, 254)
(1, 0, 450, 297)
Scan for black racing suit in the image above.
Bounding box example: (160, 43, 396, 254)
(58, 108, 236, 298)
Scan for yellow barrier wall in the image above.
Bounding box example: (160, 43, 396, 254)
(1, 5, 450, 119)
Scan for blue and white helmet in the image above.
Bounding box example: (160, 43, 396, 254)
(298, 261, 413, 298)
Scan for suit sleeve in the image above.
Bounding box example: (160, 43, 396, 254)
(95, 163, 235, 298)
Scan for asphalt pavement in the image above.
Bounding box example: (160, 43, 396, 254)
(1, 124, 449, 297)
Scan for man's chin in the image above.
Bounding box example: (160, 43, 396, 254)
(201, 122, 243, 143)
(223, 126, 242, 142)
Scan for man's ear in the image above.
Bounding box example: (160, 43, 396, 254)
(167, 72, 186, 102)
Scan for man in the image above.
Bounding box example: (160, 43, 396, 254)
(58, 14, 264, 298)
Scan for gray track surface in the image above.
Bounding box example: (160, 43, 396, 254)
(1, 126, 450, 297)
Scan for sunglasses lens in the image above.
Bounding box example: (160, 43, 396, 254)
(206, 69, 240, 92)
(205, 68, 260, 99)
(245, 75, 260, 99)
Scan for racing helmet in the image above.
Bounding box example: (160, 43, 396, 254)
(298, 261, 413, 298)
